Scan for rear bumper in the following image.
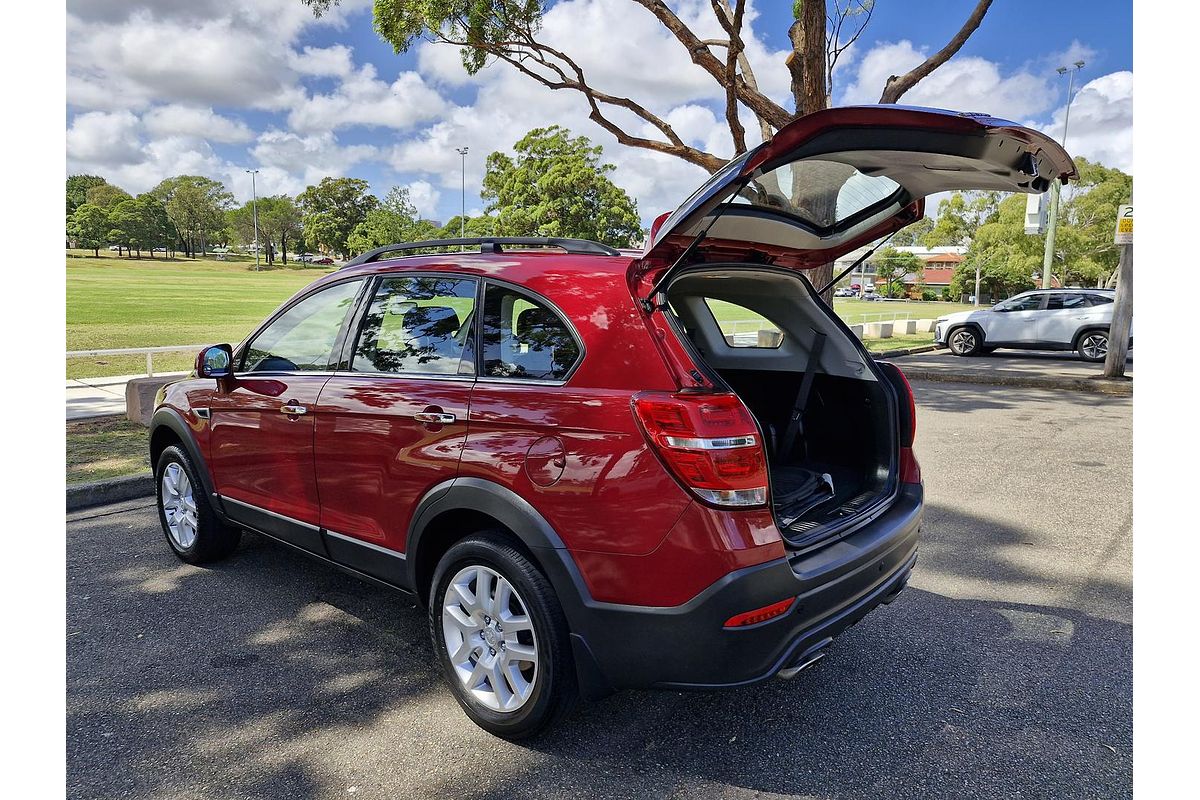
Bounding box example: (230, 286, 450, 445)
(567, 484, 923, 691)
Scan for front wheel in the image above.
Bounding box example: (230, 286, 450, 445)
(430, 533, 578, 739)
(1078, 330, 1109, 362)
(948, 326, 982, 356)
(155, 445, 241, 564)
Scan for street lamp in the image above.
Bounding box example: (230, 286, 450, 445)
(245, 168, 260, 271)
(456, 146, 469, 249)
(1040, 60, 1084, 289)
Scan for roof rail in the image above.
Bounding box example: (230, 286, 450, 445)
(342, 237, 621, 268)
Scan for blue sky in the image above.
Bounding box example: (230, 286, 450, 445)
(66, 1, 1133, 226)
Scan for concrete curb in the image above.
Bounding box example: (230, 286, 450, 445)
(872, 344, 942, 359)
(896, 368, 1133, 396)
(67, 472, 154, 511)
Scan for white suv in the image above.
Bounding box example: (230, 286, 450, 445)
(935, 289, 1127, 362)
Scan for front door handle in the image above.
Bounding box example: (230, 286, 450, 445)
(414, 411, 456, 424)
(279, 403, 308, 415)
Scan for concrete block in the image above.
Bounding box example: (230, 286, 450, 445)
(126, 377, 176, 426)
(849, 324, 864, 338)
(862, 322, 893, 339)
(896, 319, 918, 335)
(915, 318, 937, 333)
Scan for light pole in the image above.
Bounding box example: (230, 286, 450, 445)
(456, 146, 469, 247)
(245, 169, 260, 271)
(1040, 59, 1084, 289)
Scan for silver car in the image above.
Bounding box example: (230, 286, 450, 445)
(934, 289, 1128, 362)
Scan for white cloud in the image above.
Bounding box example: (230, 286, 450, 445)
(65, 111, 143, 166)
(839, 40, 1055, 120)
(143, 105, 254, 143)
(290, 45, 357, 79)
(1039, 71, 1133, 173)
(288, 67, 449, 133)
(405, 180, 442, 219)
(251, 130, 380, 184)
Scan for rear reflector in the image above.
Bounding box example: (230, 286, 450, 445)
(900, 446, 922, 485)
(724, 597, 796, 628)
(632, 392, 768, 508)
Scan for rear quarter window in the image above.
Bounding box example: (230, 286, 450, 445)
(702, 298, 785, 348)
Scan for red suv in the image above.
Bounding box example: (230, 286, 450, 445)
(151, 107, 1073, 738)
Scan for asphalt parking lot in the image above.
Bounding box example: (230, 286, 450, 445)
(66, 380, 1132, 799)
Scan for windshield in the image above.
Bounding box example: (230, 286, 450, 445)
(736, 159, 902, 230)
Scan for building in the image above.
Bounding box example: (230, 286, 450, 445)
(832, 244, 967, 295)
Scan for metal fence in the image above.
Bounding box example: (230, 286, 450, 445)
(66, 345, 205, 377)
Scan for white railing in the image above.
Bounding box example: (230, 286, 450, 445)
(66, 344, 205, 377)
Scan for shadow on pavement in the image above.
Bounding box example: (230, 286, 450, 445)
(67, 494, 1131, 799)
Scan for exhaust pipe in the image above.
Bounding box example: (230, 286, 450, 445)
(777, 638, 832, 680)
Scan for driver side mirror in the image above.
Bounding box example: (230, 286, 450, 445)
(197, 344, 234, 378)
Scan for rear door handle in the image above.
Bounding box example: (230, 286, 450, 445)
(279, 403, 308, 415)
(414, 411, 456, 424)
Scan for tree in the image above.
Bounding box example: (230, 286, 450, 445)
(85, 183, 131, 210)
(297, 177, 380, 258)
(106, 196, 172, 258)
(872, 247, 922, 298)
(439, 215, 498, 240)
(66, 175, 108, 217)
(259, 195, 304, 264)
(67, 203, 110, 256)
(952, 194, 1041, 299)
(889, 216, 934, 247)
(923, 191, 1001, 246)
(152, 175, 234, 257)
(302, 0, 995, 299)
(1059, 158, 1133, 287)
(347, 187, 426, 255)
(482, 126, 641, 247)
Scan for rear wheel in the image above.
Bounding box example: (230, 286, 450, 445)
(430, 532, 577, 739)
(1078, 330, 1109, 362)
(155, 445, 241, 564)
(948, 326, 982, 357)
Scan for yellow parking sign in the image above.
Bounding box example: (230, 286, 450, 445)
(1114, 204, 1133, 244)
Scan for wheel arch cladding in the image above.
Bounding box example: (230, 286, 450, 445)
(1073, 324, 1110, 349)
(149, 408, 218, 503)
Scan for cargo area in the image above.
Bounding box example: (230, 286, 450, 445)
(666, 267, 898, 547)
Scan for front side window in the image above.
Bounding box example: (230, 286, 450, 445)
(482, 285, 580, 381)
(352, 276, 477, 376)
(243, 279, 363, 372)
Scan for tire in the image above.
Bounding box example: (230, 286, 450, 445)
(1077, 330, 1109, 362)
(947, 326, 982, 357)
(154, 445, 241, 564)
(429, 532, 578, 739)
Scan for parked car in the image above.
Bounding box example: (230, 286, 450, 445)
(935, 288, 1128, 361)
(150, 106, 1074, 738)
(297, 253, 314, 263)
(313, 256, 334, 265)
(833, 287, 855, 297)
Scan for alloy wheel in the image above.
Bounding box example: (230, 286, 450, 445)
(950, 329, 976, 355)
(161, 462, 198, 549)
(1081, 333, 1108, 361)
(441, 564, 539, 713)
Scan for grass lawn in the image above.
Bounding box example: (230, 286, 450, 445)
(66, 416, 150, 484)
(861, 333, 939, 353)
(67, 251, 333, 378)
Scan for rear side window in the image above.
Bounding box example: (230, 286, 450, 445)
(1046, 293, 1089, 310)
(244, 279, 363, 372)
(702, 298, 785, 348)
(352, 276, 477, 376)
(1086, 294, 1114, 306)
(481, 284, 580, 381)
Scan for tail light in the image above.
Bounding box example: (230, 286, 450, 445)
(632, 392, 768, 507)
(877, 362, 921, 485)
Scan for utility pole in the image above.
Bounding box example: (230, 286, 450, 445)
(1104, 204, 1133, 378)
(1041, 60, 1085, 289)
(245, 169, 260, 271)
(456, 146, 469, 249)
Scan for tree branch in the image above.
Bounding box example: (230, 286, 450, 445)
(878, 0, 993, 103)
(631, 0, 792, 129)
(711, 0, 747, 154)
